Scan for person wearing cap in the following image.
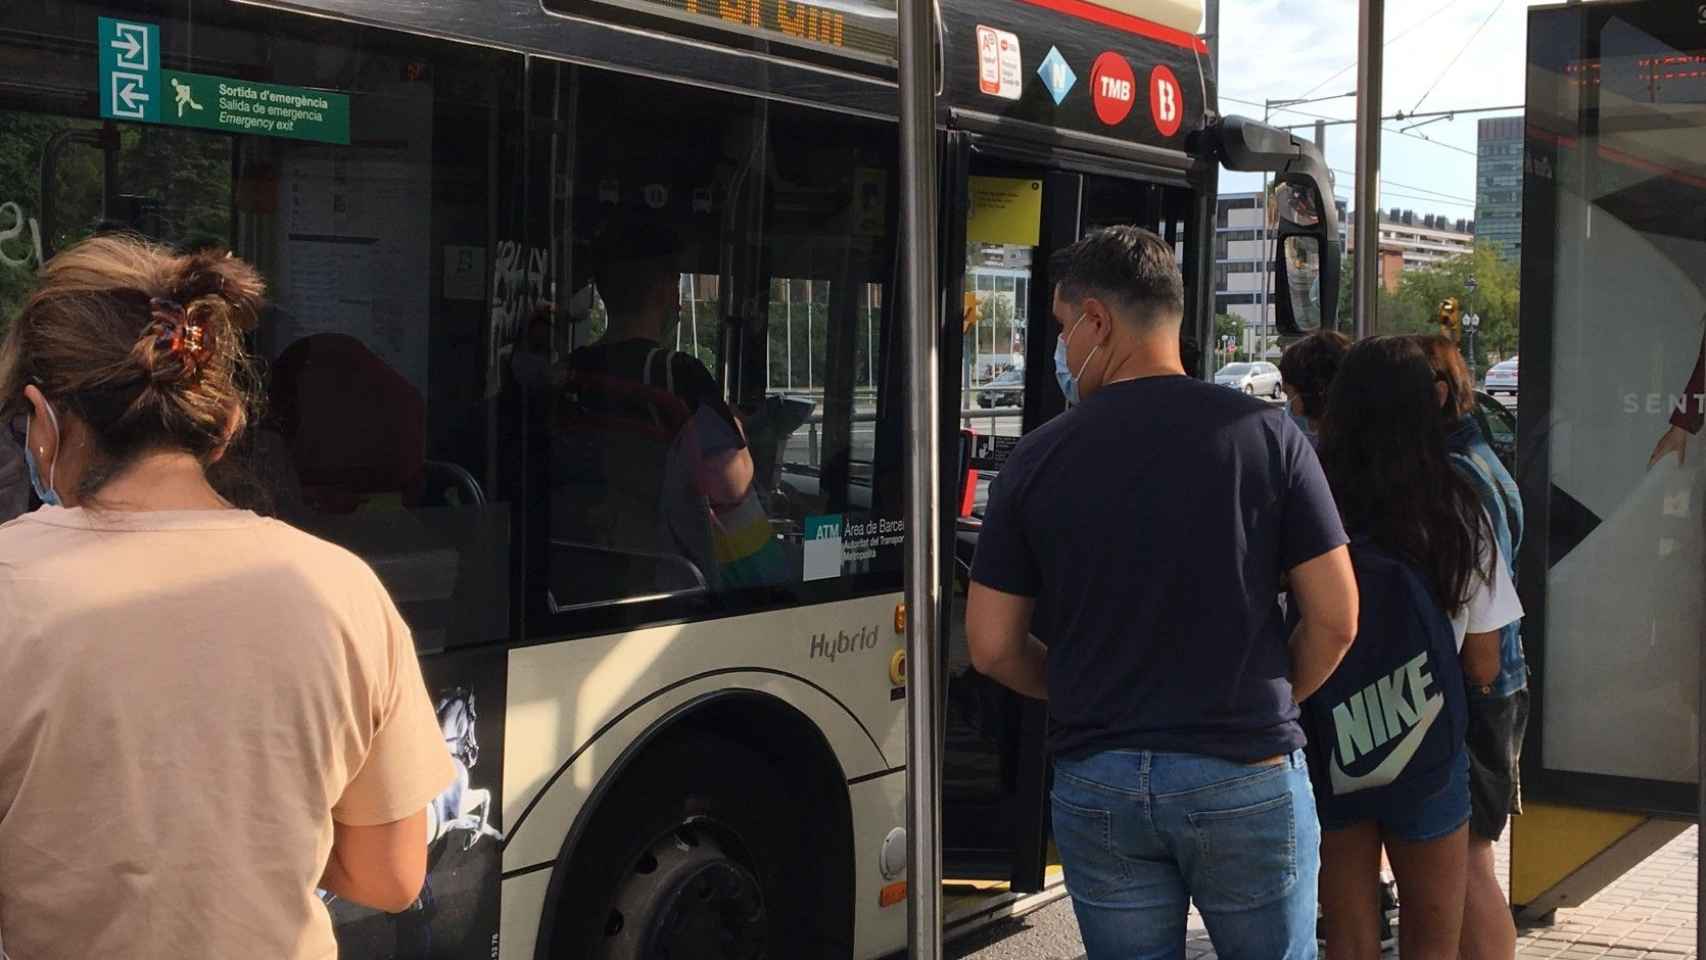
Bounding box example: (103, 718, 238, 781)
(569, 220, 752, 506)
(565, 219, 787, 590)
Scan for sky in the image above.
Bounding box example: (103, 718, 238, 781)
(1212, 0, 1552, 219)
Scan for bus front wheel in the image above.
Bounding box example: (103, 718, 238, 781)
(554, 732, 818, 960)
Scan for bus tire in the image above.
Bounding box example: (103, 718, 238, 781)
(554, 731, 820, 960)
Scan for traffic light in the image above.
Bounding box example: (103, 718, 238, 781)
(1437, 296, 1463, 342)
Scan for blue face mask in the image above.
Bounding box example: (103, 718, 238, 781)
(1053, 313, 1099, 406)
(22, 401, 62, 507)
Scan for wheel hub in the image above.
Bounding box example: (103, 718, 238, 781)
(600, 825, 767, 960)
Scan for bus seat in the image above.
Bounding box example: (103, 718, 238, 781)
(422, 459, 487, 508)
(549, 367, 716, 597)
(268, 333, 426, 514)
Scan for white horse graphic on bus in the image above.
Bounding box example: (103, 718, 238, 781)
(318, 686, 502, 908)
(427, 688, 504, 851)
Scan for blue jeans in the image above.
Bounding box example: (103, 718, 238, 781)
(1051, 748, 1320, 960)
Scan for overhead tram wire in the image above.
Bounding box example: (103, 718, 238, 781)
(1293, 0, 1477, 99)
(1230, 97, 1518, 161)
(1388, 127, 1480, 159)
(1329, 169, 1475, 206)
(1410, 0, 1510, 115)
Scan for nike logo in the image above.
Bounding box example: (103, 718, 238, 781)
(1331, 688, 1444, 794)
(1328, 651, 1443, 794)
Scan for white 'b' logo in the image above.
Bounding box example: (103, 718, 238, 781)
(1149, 65, 1184, 137)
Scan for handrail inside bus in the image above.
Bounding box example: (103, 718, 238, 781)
(546, 539, 710, 615)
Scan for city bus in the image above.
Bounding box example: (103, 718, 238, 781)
(0, 0, 1336, 956)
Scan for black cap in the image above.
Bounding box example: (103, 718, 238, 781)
(594, 218, 681, 268)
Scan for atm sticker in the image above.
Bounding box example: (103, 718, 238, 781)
(975, 26, 1023, 101)
(804, 514, 845, 581)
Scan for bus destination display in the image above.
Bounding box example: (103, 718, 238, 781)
(567, 0, 898, 62)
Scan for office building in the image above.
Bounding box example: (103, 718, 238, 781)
(1346, 208, 1475, 273)
(1476, 116, 1523, 264)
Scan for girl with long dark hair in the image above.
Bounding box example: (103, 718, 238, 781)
(1314, 336, 1523, 960)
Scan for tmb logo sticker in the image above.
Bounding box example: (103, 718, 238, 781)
(1089, 52, 1135, 126)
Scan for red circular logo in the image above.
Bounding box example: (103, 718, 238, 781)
(1089, 53, 1136, 126)
(1150, 65, 1184, 137)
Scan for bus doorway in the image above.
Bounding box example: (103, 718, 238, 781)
(939, 143, 1200, 891)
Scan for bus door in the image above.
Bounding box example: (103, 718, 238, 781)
(938, 134, 1198, 890)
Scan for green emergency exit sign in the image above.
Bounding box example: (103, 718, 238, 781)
(98, 16, 350, 145)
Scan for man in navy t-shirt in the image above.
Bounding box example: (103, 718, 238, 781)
(966, 226, 1357, 959)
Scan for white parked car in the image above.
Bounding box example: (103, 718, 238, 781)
(1484, 357, 1519, 396)
(1214, 361, 1284, 399)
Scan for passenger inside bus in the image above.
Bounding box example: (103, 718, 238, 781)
(570, 219, 755, 512)
(548, 218, 787, 606)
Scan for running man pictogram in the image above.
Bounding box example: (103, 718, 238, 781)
(171, 77, 203, 118)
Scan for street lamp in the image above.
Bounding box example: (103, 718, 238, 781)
(1462, 275, 1480, 380)
(1462, 310, 1481, 380)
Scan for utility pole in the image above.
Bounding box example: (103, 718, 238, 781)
(1354, 0, 1385, 338)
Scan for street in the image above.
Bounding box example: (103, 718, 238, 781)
(953, 825, 1694, 959)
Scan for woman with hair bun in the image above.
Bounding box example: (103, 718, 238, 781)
(0, 235, 452, 959)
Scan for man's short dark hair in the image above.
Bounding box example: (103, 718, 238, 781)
(1049, 225, 1184, 327)
(594, 219, 680, 318)
(1278, 330, 1351, 419)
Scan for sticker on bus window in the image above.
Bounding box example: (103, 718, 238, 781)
(804, 514, 845, 581)
(965, 177, 1043, 247)
(975, 26, 1022, 101)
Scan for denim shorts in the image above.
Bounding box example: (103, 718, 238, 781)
(1316, 748, 1471, 843)
(1466, 688, 1528, 842)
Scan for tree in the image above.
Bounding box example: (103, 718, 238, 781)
(0, 114, 233, 336)
(1336, 256, 1355, 328)
(1214, 312, 1245, 362)
(1387, 244, 1520, 373)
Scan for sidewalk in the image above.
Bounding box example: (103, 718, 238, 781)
(1511, 826, 1696, 959)
(951, 827, 1698, 960)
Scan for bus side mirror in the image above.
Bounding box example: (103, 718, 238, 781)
(1197, 116, 1342, 335)
(1270, 178, 1339, 337)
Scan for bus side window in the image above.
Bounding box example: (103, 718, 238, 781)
(184, 33, 524, 653)
(525, 68, 906, 632)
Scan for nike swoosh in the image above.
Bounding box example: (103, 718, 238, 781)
(1330, 693, 1444, 795)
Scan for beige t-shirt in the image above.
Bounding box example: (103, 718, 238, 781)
(0, 507, 454, 960)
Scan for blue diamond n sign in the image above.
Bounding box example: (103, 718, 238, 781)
(1037, 47, 1076, 106)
